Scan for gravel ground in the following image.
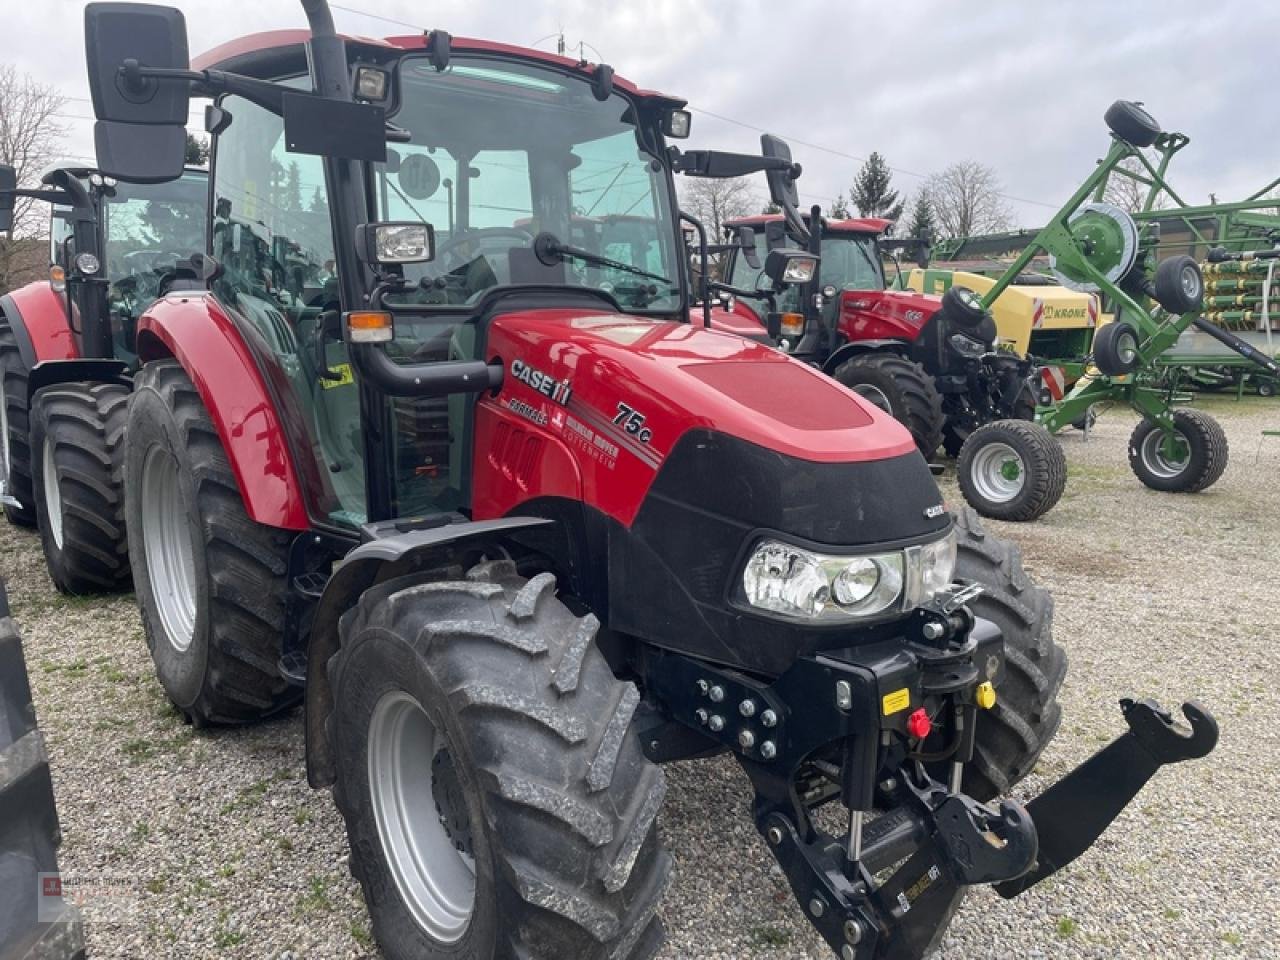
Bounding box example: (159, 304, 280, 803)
(3, 396, 1277, 959)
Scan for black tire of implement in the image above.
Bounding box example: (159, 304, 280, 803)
(1127, 407, 1229, 493)
(833, 352, 945, 458)
(124, 360, 300, 726)
(1092, 322, 1141, 377)
(1258, 379, 1276, 398)
(1152, 255, 1204, 315)
(1104, 100, 1161, 148)
(328, 562, 672, 960)
(0, 316, 36, 527)
(0, 581, 87, 958)
(1070, 404, 1098, 431)
(30, 383, 132, 595)
(956, 419, 1067, 523)
(940, 285, 987, 329)
(947, 508, 1067, 801)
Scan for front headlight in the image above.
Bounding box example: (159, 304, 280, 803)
(741, 530, 956, 622)
(948, 332, 988, 357)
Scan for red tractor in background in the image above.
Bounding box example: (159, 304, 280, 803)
(0, 162, 206, 590)
(71, 2, 1218, 958)
(697, 140, 1066, 521)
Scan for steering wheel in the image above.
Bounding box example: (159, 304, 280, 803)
(434, 227, 534, 267)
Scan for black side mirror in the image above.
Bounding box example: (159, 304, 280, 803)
(85, 2, 190, 183)
(736, 226, 760, 270)
(0, 164, 15, 233)
(761, 134, 808, 244)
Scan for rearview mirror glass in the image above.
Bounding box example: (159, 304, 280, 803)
(0, 164, 15, 233)
(85, 2, 190, 182)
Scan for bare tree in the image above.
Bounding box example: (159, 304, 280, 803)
(1103, 156, 1167, 213)
(925, 161, 1014, 239)
(681, 176, 758, 241)
(680, 176, 758, 277)
(0, 66, 66, 291)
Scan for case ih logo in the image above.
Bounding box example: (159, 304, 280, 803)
(510, 359, 572, 405)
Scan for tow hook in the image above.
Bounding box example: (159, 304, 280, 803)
(996, 698, 1218, 897)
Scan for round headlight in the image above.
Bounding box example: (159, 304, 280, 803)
(75, 252, 101, 275)
(833, 558, 880, 606)
(822, 284, 837, 299)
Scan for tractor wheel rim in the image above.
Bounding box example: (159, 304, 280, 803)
(368, 690, 475, 943)
(970, 442, 1026, 502)
(1139, 428, 1190, 478)
(140, 444, 197, 652)
(42, 439, 63, 549)
(852, 384, 893, 415)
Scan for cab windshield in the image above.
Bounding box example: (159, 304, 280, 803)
(101, 171, 208, 312)
(377, 56, 682, 315)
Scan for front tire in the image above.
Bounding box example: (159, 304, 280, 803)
(956, 420, 1066, 522)
(124, 359, 300, 725)
(0, 316, 35, 527)
(832, 352, 945, 457)
(30, 383, 132, 595)
(329, 563, 671, 960)
(952, 509, 1066, 800)
(1127, 408, 1228, 493)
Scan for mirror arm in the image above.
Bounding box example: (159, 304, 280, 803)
(670, 148, 801, 180)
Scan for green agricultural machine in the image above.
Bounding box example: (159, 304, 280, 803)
(954, 101, 1280, 515)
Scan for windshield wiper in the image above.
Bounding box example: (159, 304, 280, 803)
(533, 231, 671, 286)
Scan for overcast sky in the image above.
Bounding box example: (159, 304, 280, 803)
(5, 0, 1278, 228)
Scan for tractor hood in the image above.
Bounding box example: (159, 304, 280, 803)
(485, 307, 917, 469)
(837, 288, 941, 342)
(477, 306, 949, 547)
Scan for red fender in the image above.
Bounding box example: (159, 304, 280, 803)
(2, 281, 78, 362)
(136, 294, 310, 530)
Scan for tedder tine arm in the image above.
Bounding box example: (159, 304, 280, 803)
(995, 699, 1218, 898)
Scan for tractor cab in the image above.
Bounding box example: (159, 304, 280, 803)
(0, 161, 206, 364)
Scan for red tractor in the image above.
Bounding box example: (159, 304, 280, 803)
(697, 141, 1065, 521)
(0, 162, 206, 590)
(76, 2, 1215, 958)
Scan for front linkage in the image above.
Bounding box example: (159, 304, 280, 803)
(645, 585, 1217, 960)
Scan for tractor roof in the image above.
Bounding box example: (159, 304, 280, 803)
(192, 31, 684, 106)
(725, 213, 892, 236)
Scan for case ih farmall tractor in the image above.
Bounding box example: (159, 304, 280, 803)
(82, 3, 1216, 958)
(0, 161, 205, 591)
(700, 146, 1066, 521)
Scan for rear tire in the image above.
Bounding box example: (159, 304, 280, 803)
(0, 316, 36, 527)
(30, 383, 132, 595)
(329, 563, 671, 960)
(833, 352, 944, 457)
(951, 509, 1066, 800)
(1127, 408, 1228, 493)
(956, 420, 1066, 522)
(124, 359, 300, 725)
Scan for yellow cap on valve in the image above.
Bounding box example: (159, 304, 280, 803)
(975, 682, 997, 710)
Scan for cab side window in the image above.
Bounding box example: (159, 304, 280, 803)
(210, 94, 365, 527)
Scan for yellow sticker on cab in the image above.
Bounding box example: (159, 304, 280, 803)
(321, 363, 355, 389)
(882, 688, 911, 716)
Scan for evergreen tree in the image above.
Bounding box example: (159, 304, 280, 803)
(851, 152, 904, 221)
(183, 134, 209, 167)
(761, 199, 781, 214)
(827, 192, 851, 218)
(905, 191, 937, 242)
